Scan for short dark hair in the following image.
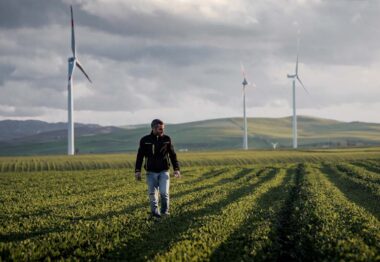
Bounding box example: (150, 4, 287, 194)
(151, 119, 164, 128)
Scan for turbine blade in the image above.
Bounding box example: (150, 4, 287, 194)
(296, 76, 308, 94)
(71, 6, 76, 57)
(240, 62, 251, 87)
(68, 69, 74, 80)
(76, 60, 92, 83)
(240, 62, 246, 78)
(295, 37, 300, 75)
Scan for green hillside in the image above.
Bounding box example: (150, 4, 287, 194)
(1, 116, 380, 156)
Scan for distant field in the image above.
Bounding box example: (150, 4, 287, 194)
(1, 147, 380, 173)
(1, 148, 379, 260)
(2, 116, 380, 156)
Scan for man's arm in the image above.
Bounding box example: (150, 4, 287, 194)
(135, 138, 144, 173)
(168, 139, 180, 171)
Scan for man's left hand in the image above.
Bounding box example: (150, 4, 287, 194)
(174, 170, 181, 178)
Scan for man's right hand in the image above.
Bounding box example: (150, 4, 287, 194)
(135, 172, 142, 181)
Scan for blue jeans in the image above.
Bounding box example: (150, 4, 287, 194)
(146, 171, 170, 214)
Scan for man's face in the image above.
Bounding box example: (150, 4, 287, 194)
(153, 124, 164, 136)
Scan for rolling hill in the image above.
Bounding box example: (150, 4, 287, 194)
(0, 116, 380, 156)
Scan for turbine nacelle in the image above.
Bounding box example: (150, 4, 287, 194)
(288, 35, 308, 93)
(288, 58, 308, 93)
(241, 63, 256, 90)
(242, 78, 248, 86)
(240, 62, 255, 88)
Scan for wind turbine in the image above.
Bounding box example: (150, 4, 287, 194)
(240, 63, 255, 150)
(271, 142, 278, 150)
(67, 6, 92, 155)
(287, 37, 308, 149)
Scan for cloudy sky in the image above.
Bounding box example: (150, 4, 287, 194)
(0, 0, 380, 126)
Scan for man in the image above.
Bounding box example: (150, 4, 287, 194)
(135, 119, 181, 218)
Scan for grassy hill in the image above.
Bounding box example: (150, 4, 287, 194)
(0, 116, 380, 156)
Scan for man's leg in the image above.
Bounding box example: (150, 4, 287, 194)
(146, 172, 160, 216)
(159, 171, 170, 215)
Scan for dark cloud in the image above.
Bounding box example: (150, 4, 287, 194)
(0, 64, 15, 85)
(0, 0, 67, 28)
(0, 0, 380, 124)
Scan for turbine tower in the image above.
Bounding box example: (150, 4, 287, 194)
(240, 63, 255, 150)
(287, 38, 307, 149)
(67, 6, 92, 155)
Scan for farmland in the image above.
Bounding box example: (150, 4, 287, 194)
(1, 148, 380, 261)
(2, 116, 380, 156)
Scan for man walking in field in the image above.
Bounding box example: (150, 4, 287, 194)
(135, 119, 181, 218)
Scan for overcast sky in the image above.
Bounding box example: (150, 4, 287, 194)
(0, 0, 380, 126)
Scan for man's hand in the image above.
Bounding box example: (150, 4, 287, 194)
(135, 172, 142, 181)
(174, 170, 181, 178)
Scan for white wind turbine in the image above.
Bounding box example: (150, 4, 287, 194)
(271, 142, 278, 150)
(240, 63, 255, 150)
(287, 37, 308, 149)
(67, 6, 92, 155)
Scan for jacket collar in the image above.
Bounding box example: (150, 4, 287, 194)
(150, 131, 164, 139)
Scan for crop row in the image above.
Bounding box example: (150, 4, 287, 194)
(0, 166, 234, 244)
(284, 163, 380, 260)
(338, 162, 380, 184)
(1, 161, 379, 260)
(0, 166, 271, 260)
(326, 163, 380, 199)
(1, 150, 380, 173)
(350, 160, 380, 179)
(151, 167, 289, 261)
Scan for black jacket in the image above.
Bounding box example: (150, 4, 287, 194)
(135, 132, 180, 173)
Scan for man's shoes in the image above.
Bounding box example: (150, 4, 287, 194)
(151, 211, 161, 218)
(161, 212, 170, 217)
(148, 209, 169, 219)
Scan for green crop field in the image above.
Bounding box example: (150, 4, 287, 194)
(1, 148, 380, 261)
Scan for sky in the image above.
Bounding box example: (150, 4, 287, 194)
(0, 0, 380, 126)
